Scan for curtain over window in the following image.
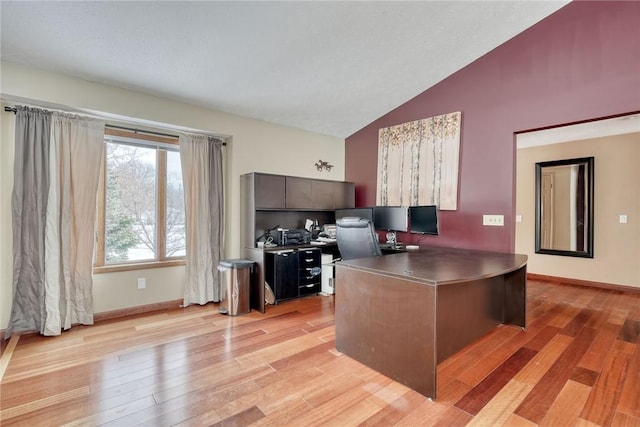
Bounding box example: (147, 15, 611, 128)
(180, 134, 224, 306)
(7, 107, 105, 338)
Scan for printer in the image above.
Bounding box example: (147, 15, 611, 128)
(272, 228, 311, 246)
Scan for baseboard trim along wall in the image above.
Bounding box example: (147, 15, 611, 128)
(0, 299, 186, 356)
(93, 299, 185, 323)
(527, 273, 640, 294)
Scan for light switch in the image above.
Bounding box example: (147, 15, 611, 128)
(483, 215, 504, 226)
(515, 215, 522, 223)
(619, 214, 628, 224)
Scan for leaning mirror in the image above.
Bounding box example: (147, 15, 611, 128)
(535, 157, 594, 257)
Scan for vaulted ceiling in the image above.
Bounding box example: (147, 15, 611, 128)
(1, 1, 569, 138)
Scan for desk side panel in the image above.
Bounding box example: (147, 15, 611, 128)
(244, 248, 265, 313)
(436, 276, 504, 363)
(504, 265, 527, 328)
(335, 266, 437, 399)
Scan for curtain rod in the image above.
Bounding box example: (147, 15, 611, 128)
(4, 106, 226, 145)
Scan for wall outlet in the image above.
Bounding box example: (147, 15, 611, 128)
(483, 214, 504, 226)
(619, 214, 628, 224)
(137, 277, 146, 289)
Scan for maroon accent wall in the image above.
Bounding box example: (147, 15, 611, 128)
(345, 1, 640, 253)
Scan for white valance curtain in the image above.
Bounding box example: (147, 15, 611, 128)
(180, 133, 225, 306)
(7, 107, 105, 338)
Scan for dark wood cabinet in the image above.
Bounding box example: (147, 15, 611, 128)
(334, 181, 356, 209)
(310, 180, 335, 209)
(285, 176, 354, 210)
(241, 172, 355, 312)
(254, 174, 285, 209)
(285, 177, 312, 209)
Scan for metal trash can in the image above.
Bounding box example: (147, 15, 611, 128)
(217, 259, 254, 315)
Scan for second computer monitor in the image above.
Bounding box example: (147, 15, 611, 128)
(409, 205, 438, 235)
(373, 206, 408, 232)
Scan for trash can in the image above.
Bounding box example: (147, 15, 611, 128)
(217, 259, 254, 315)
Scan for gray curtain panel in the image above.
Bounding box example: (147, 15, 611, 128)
(180, 134, 225, 305)
(7, 107, 52, 338)
(6, 108, 105, 338)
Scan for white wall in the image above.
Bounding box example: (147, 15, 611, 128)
(0, 62, 346, 328)
(516, 133, 640, 288)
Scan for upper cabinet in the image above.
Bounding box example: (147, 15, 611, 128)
(286, 176, 353, 210)
(254, 174, 286, 209)
(244, 173, 355, 211)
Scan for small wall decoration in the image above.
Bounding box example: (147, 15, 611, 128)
(315, 160, 333, 172)
(377, 111, 461, 210)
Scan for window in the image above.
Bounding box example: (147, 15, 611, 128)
(94, 129, 186, 272)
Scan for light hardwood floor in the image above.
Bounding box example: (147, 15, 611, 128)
(1, 279, 639, 426)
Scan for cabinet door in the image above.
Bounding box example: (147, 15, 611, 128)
(334, 182, 355, 209)
(311, 180, 335, 209)
(267, 251, 299, 302)
(255, 174, 286, 209)
(285, 177, 312, 209)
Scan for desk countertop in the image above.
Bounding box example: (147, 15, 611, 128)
(336, 246, 527, 286)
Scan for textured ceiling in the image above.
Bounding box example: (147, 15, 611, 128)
(1, 1, 568, 138)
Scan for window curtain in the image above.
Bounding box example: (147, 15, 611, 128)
(180, 134, 224, 306)
(7, 107, 105, 338)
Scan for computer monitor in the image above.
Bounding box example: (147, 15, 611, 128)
(335, 207, 374, 222)
(373, 206, 408, 232)
(409, 205, 438, 235)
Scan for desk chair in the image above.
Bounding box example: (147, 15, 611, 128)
(335, 217, 382, 261)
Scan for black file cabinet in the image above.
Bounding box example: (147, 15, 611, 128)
(264, 247, 321, 304)
(298, 248, 322, 296)
(265, 250, 299, 302)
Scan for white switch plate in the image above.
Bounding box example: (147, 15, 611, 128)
(137, 277, 146, 289)
(515, 215, 522, 223)
(483, 214, 504, 226)
(619, 214, 628, 224)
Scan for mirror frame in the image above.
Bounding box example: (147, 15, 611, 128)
(535, 156, 594, 258)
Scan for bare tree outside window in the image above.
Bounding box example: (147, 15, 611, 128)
(102, 141, 185, 265)
(166, 150, 186, 257)
(94, 129, 187, 270)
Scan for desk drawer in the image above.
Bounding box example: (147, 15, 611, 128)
(299, 282, 321, 295)
(299, 267, 321, 285)
(298, 248, 321, 267)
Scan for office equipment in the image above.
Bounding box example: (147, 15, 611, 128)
(409, 205, 439, 235)
(335, 217, 382, 261)
(373, 206, 408, 232)
(335, 247, 527, 399)
(271, 228, 311, 246)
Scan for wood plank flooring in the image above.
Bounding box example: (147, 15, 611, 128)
(1, 279, 639, 426)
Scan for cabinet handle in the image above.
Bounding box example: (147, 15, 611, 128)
(305, 258, 314, 262)
(303, 284, 315, 287)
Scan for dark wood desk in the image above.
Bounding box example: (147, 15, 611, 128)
(334, 247, 527, 400)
